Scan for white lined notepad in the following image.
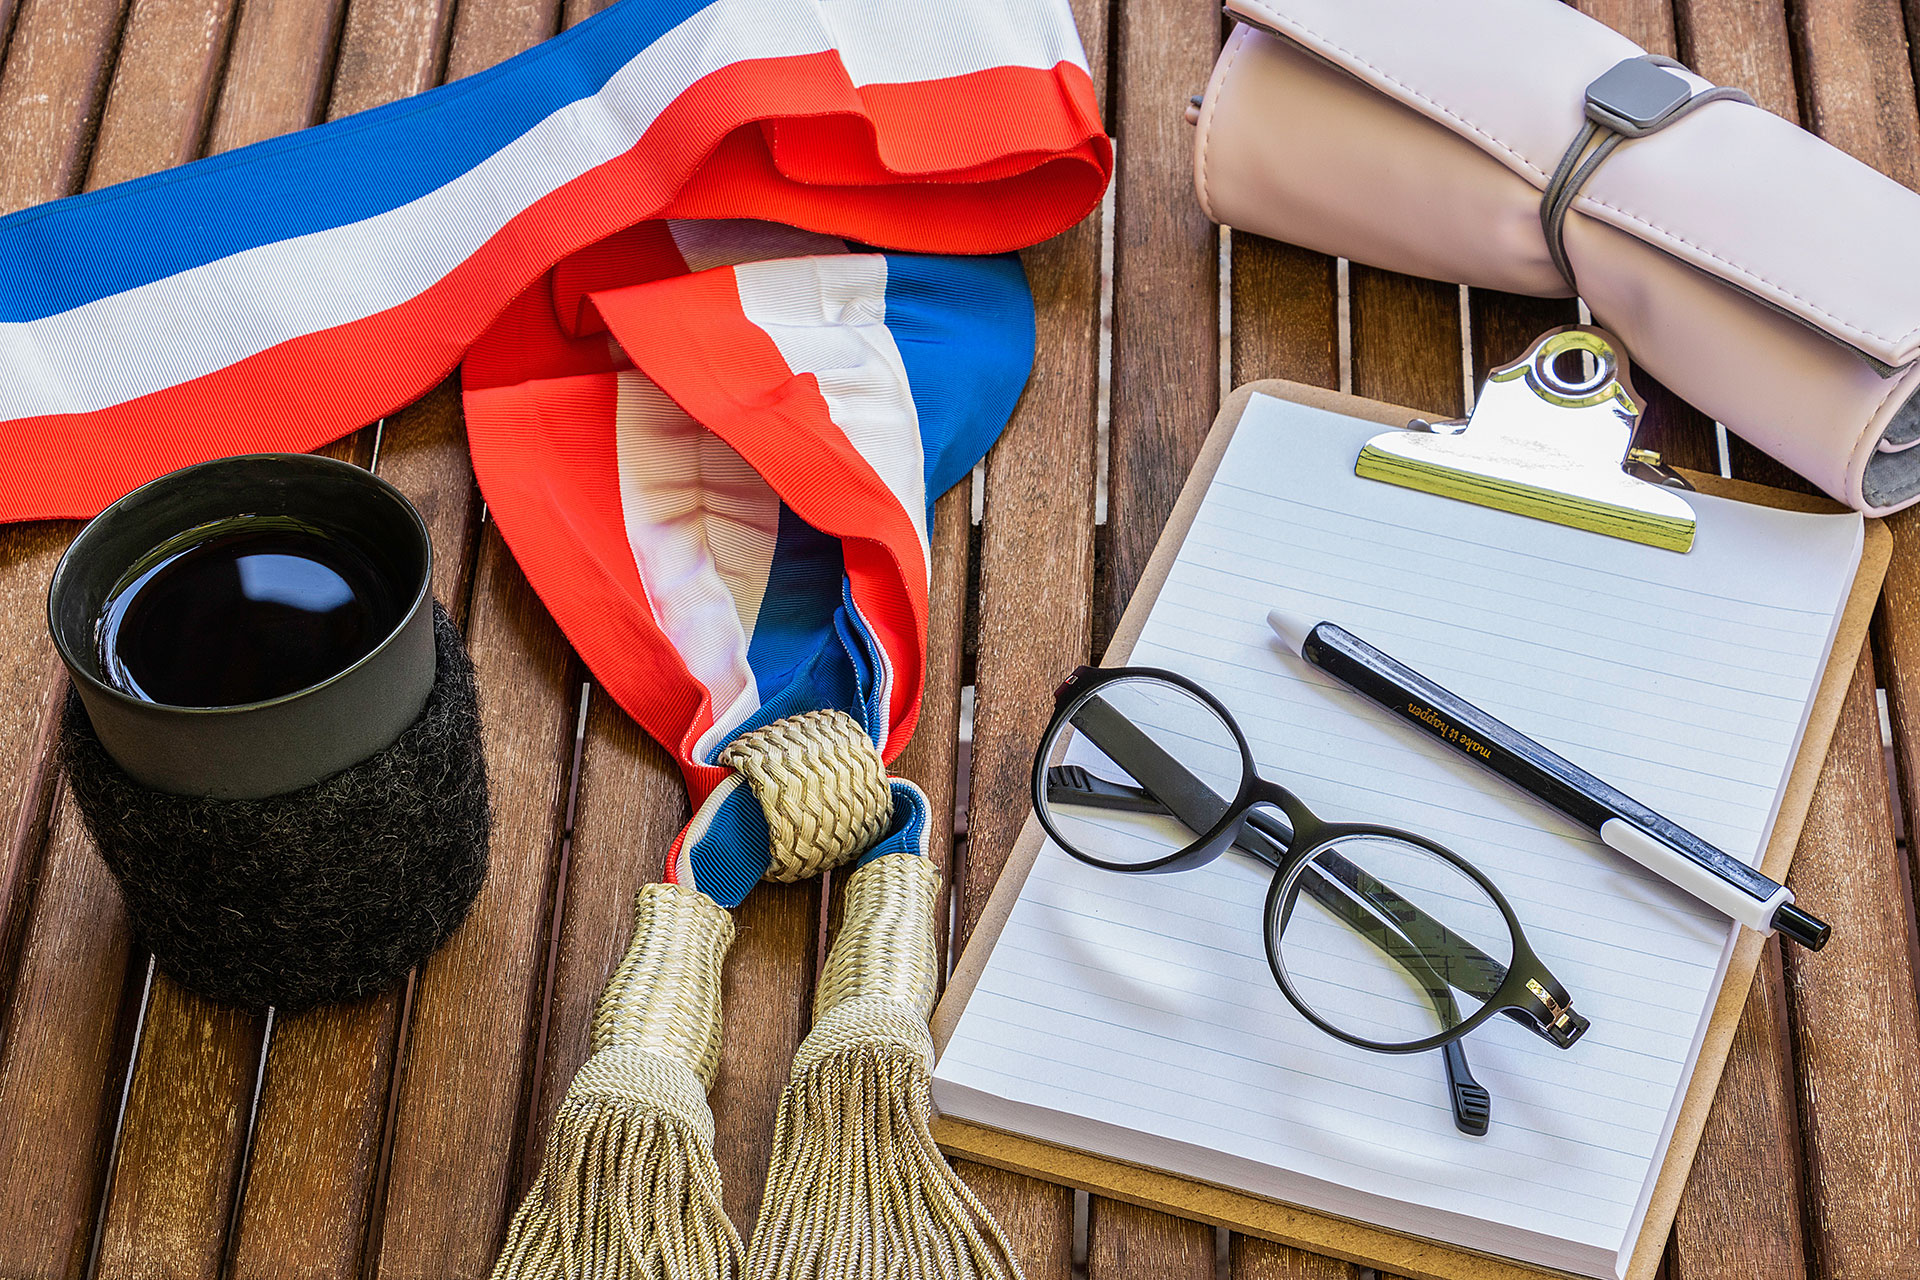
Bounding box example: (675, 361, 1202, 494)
(932, 394, 1864, 1279)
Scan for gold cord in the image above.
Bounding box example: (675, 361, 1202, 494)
(748, 852, 1024, 1280)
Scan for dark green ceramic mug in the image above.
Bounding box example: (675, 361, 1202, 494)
(48, 453, 436, 800)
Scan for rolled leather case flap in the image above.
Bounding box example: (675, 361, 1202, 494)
(1197, 0, 1920, 512)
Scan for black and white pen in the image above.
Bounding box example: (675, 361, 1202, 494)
(1266, 610, 1831, 950)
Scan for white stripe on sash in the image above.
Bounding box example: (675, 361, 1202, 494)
(614, 368, 780, 754)
(732, 254, 930, 570)
(0, 0, 1076, 421)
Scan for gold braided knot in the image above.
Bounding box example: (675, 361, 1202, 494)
(719, 709, 891, 883)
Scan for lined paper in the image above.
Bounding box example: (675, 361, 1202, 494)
(933, 395, 1863, 1279)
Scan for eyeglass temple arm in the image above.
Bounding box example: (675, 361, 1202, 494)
(1047, 728, 1493, 1129)
(1048, 760, 1584, 1051)
(1047, 761, 1507, 997)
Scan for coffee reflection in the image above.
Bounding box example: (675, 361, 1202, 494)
(96, 516, 403, 707)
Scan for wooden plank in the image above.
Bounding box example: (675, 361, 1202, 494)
(228, 989, 406, 1280)
(92, 986, 265, 1280)
(515, 692, 682, 1195)
(957, 43, 1107, 961)
(86, 0, 236, 188)
(1228, 234, 1338, 390)
(1764, 9, 1920, 1278)
(958, 1162, 1076, 1280)
(205, 0, 347, 150)
(1670, 941, 1809, 1279)
(1779, 643, 1920, 1275)
(369, 530, 579, 1280)
(891, 481, 973, 977)
(0, 657, 64, 1018)
(1672, 0, 1800, 119)
(708, 880, 822, 1231)
(1348, 268, 1464, 419)
(1229, 1234, 1360, 1280)
(1789, 0, 1920, 187)
(1087, 1200, 1214, 1280)
(228, 381, 474, 1278)
(562, 0, 618, 26)
(0, 0, 126, 209)
(443, 0, 557, 84)
(0, 804, 142, 1280)
(956, 215, 1103, 974)
(1569, 0, 1676, 55)
(327, 0, 457, 119)
(952, 0, 1106, 1266)
(1467, 290, 1579, 389)
(1097, 0, 1219, 654)
(1808, 6, 1920, 1129)
(0, 0, 19, 73)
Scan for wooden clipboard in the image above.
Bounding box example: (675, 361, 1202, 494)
(930, 378, 1894, 1280)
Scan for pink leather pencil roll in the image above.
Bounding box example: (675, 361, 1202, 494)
(1192, 0, 1920, 515)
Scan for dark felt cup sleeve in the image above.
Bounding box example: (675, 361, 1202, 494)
(61, 603, 489, 1012)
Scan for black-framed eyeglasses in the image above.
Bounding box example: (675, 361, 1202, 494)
(1031, 665, 1588, 1136)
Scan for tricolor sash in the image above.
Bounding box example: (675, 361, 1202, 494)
(0, 0, 1109, 1274)
(0, 0, 1106, 524)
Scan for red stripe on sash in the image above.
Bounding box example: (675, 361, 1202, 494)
(588, 267, 930, 758)
(0, 54, 1105, 523)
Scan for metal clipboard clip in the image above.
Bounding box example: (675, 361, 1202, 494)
(1355, 327, 1697, 552)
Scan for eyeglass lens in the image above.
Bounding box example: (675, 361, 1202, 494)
(1270, 834, 1514, 1049)
(1039, 676, 1245, 869)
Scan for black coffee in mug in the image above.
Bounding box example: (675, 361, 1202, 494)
(97, 516, 405, 707)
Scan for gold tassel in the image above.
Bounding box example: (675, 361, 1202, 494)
(747, 851, 1023, 1280)
(493, 881, 743, 1280)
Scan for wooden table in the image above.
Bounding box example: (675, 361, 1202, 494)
(1, 1, 1917, 1277)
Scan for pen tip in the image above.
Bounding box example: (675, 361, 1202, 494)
(1266, 608, 1317, 657)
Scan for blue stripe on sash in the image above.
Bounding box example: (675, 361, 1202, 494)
(744, 504, 847, 700)
(0, 0, 712, 323)
(687, 787, 772, 908)
(880, 252, 1034, 510)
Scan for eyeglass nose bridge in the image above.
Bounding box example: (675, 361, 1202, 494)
(1240, 775, 1329, 851)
